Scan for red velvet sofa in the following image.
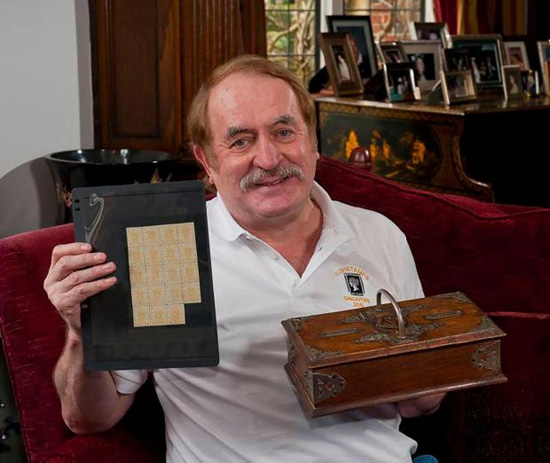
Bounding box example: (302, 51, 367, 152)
(1, 156, 549, 462)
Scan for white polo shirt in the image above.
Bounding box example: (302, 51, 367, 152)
(113, 183, 423, 463)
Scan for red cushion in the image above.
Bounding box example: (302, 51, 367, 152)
(0, 224, 164, 461)
(316, 157, 550, 315)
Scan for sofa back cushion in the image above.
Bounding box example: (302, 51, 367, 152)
(315, 156, 550, 315)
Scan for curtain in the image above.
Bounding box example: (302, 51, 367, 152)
(434, 0, 527, 35)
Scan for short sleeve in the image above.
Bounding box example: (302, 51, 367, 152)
(110, 369, 149, 394)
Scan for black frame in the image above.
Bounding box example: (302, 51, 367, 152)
(383, 62, 419, 102)
(327, 15, 378, 79)
(451, 34, 506, 90)
(72, 181, 219, 371)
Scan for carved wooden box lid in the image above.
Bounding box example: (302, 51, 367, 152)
(282, 291, 505, 368)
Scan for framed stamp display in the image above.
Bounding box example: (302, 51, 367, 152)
(72, 181, 219, 371)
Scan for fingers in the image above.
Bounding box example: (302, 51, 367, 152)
(44, 243, 119, 330)
(47, 250, 109, 285)
(50, 242, 92, 268)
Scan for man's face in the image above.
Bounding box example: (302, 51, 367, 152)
(194, 73, 319, 228)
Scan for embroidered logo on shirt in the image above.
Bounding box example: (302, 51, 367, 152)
(335, 266, 370, 308)
(344, 273, 364, 295)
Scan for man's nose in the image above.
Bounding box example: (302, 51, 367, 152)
(253, 136, 282, 170)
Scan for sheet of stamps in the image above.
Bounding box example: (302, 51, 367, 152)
(127, 222, 201, 327)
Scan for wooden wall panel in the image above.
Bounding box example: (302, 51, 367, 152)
(180, 0, 243, 147)
(92, 0, 181, 152)
(91, 0, 252, 155)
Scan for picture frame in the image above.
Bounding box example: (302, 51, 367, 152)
(399, 40, 444, 92)
(377, 41, 407, 64)
(71, 181, 219, 370)
(504, 41, 530, 71)
(537, 40, 550, 95)
(521, 69, 540, 97)
(327, 15, 378, 80)
(502, 65, 523, 100)
(383, 63, 419, 102)
(319, 32, 364, 96)
(409, 22, 452, 48)
(451, 35, 506, 90)
(444, 48, 471, 72)
(440, 70, 477, 105)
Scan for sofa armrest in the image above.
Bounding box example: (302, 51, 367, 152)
(42, 427, 164, 462)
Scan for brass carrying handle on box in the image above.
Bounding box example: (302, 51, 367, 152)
(376, 289, 407, 338)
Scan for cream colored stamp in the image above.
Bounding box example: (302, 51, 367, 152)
(146, 265, 164, 285)
(183, 283, 201, 304)
(126, 227, 144, 247)
(164, 263, 183, 284)
(131, 287, 149, 308)
(128, 247, 146, 266)
(162, 243, 180, 262)
(133, 306, 150, 327)
(143, 225, 162, 245)
(177, 223, 195, 242)
(182, 263, 200, 283)
(159, 224, 179, 243)
(129, 266, 147, 286)
(144, 246, 163, 266)
(147, 285, 166, 305)
(166, 284, 184, 304)
(179, 242, 197, 262)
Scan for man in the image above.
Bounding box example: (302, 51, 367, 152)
(44, 55, 443, 462)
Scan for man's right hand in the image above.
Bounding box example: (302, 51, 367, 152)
(43, 243, 117, 333)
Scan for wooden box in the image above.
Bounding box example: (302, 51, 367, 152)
(281, 291, 506, 417)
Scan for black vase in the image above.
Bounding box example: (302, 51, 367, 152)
(45, 149, 189, 223)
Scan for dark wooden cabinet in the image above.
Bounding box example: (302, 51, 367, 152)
(90, 0, 261, 162)
(316, 96, 550, 206)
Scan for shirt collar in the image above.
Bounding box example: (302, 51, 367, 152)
(210, 182, 355, 242)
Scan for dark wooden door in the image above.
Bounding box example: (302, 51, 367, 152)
(90, 0, 252, 157)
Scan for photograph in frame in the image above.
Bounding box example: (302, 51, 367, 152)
(384, 63, 419, 102)
(441, 70, 477, 105)
(319, 32, 364, 96)
(327, 15, 378, 80)
(521, 69, 539, 97)
(502, 65, 523, 100)
(504, 41, 530, 71)
(537, 40, 550, 95)
(409, 22, 452, 48)
(452, 35, 506, 90)
(399, 40, 443, 93)
(444, 48, 471, 72)
(377, 41, 407, 64)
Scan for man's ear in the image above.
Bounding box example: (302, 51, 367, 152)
(193, 145, 213, 178)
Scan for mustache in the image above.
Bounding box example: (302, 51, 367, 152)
(240, 164, 305, 192)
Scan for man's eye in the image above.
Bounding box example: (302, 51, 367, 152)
(278, 129, 293, 138)
(231, 139, 248, 148)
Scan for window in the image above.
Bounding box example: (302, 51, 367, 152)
(265, 0, 320, 83)
(343, 0, 426, 41)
